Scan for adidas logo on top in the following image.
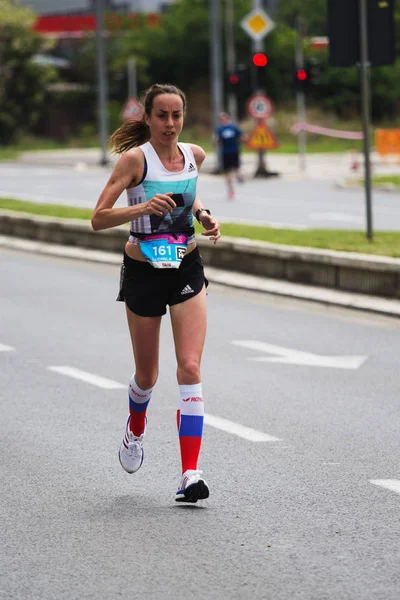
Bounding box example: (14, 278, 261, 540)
(188, 163, 196, 172)
(181, 284, 194, 295)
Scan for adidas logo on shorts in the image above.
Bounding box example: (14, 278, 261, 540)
(181, 285, 194, 295)
(188, 163, 196, 173)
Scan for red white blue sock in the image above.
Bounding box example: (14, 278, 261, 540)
(177, 383, 204, 474)
(128, 375, 153, 437)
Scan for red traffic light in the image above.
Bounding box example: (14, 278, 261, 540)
(229, 73, 239, 85)
(296, 68, 308, 81)
(252, 53, 268, 67)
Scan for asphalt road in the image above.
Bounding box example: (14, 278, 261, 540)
(1, 248, 400, 599)
(1, 162, 400, 230)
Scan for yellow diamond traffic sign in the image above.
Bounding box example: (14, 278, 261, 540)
(241, 8, 275, 41)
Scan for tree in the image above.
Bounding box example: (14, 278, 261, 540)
(0, 0, 57, 144)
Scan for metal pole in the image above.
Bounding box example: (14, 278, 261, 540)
(210, 0, 223, 130)
(210, 0, 223, 171)
(359, 0, 373, 240)
(95, 0, 109, 166)
(252, 0, 270, 176)
(225, 0, 237, 121)
(127, 57, 137, 99)
(295, 16, 307, 172)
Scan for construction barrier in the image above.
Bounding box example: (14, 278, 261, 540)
(375, 128, 400, 163)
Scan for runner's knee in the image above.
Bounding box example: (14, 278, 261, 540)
(134, 369, 158, 390)
(177, 360, 200, 383)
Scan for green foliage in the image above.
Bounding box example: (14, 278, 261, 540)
(4, 0, 400, 143)
(275, 0, 400, 118)
(0, 0, 57, 144)
(276, 0, 327, 36)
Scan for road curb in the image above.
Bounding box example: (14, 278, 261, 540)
(2, 234, 400, 319)
(1, 210, 399, 307)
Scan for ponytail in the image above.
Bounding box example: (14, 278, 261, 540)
(107, 117, 150, 154)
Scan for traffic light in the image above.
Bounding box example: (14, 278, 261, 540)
(306, 58, 321, 86)
(227, 64, 251, 94)
(252, 53, 268, 68)
(229, 73, 239, 85)
(227, 72, 240, 92)
(294, 67, 309, 92)
(252, 53, 268, 90)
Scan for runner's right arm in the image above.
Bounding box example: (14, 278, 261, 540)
(91, 149, 176, 231)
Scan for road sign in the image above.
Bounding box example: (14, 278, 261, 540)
(247, 94, 273, 120)
(121, 97, 143, 121)
(240, 8, 275, 41)
(310, 36, 329, 50)
(246, 121, 279, 151)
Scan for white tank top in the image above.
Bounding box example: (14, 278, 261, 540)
(127, 141, 198, 245)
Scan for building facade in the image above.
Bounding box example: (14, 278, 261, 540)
(20, 0, 176, 16)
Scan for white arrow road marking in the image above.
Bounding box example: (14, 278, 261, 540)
(204, 414, 282, 442)
(232, 340, 367, 369)
(370, 480, 400, 496)
(0, 344, 15, 352)
(48, 366, 125, 389)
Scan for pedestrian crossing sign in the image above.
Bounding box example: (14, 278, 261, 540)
(121, 97, 143, 121)
(246, 121, 279, 150)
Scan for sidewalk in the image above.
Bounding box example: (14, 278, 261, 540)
(15, 147, 400, 181)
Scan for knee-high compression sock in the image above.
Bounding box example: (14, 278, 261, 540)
(177, 383, 204, 474)
(128, 375, 153, 437)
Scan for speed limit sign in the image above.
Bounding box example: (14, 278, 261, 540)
(247, 94, 274, 120)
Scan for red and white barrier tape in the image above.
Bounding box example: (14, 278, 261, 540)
(291, 122, 364, 140)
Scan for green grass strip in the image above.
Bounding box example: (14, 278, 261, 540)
(1, 197, 400, 258)
(351, 175, 400, 187)
(0, 198, 93, 220)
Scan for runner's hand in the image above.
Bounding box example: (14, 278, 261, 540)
(144, 192, 176, 217)
(200, 213, 221, 245)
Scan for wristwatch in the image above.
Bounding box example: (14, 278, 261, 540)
(195, 208, 211, 223)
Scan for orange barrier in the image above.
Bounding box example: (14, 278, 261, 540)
(375, 129, 400, 162)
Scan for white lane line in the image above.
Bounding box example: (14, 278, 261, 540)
(47, 367, 282, 442)
(0, 343, 15, 352)
(204, 413, 282, 442)
(48, 366, 125, 389)
(370, 480, 400, 496)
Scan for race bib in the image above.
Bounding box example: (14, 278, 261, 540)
(139, 234, 188, 269)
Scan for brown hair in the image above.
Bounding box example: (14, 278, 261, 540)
(108, 83, 187, 154)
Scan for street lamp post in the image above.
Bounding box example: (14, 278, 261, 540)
(95, 0, 109, 166)
(210, 0, 224, 171)
(359, 0, 373, 241)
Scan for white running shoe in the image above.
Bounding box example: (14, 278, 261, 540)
(175, 469, 210, 503)
(118, 417, 145, 474)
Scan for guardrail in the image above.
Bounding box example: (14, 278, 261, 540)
(1, 210, 399, 300)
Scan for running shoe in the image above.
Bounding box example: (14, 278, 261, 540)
(118, 417, 145, 474)
(175, 469, 210, 503)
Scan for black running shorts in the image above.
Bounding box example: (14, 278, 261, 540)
(117, 247, 208, 317)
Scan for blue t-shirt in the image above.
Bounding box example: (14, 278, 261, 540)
(215, 123, 242, 155)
